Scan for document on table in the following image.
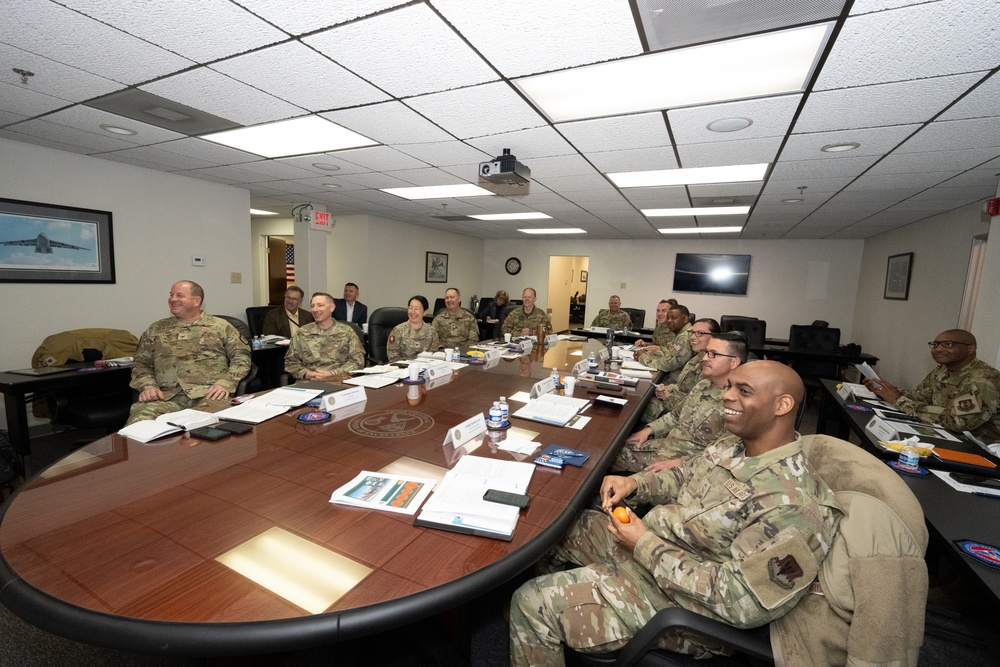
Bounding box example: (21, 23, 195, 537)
(512, 394, 591, 427)
(330, 471, 437, 515)
(343, 374, 399, 389)
(259, 386, 324, 406)
(214, 400, 289, 424)
(855, 362, 880, 381)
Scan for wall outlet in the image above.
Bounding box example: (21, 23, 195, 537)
(230, 272, 242, 284)
(191, 255, 205, 266)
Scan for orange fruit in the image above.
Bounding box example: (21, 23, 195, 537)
(612, 507, 630, 524)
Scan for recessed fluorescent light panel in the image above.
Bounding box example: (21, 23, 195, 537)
(515, 23, 832, 122)
(382, 184, 495, 200)
(518, 228, 586, 234)
(202, 116, 378, 158)
(643, 206, 750, 217)
(609, 163, 768, 188)
(468, 212, 552, 221)
(250, 208, 278, 215)
(659, 226, 743, 234)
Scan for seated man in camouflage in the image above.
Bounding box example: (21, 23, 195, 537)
(432, 287, 479, 348)
(284, 292, 365, 381)
(510, 361, 842, 666)
(636, 304, 693, 383)
(502, 287, 552, 337)
(634, 299, 678, 350)
(591, 295, 633, 330)
(128, 280, 250, 424)
(616, 331, 748, 473)
(864, 328, 1000, 442)
(642, 317, 721, 423)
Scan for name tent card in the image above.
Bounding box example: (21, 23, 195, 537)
(322, 385, 367, 411)
(519, 339, 533, 352)
(442, 413, 487, 449)
(483, 348, 501, 362)
(573, 359, 590, 375)
(544, 334, 560, 347)
(596, 348, 610, 362)
(425, 363, 452, 381)
(865, 415, 898, 442)
(530, 377, 557, 399)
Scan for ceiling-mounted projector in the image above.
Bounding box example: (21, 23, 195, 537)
(479, 148, 531, 186)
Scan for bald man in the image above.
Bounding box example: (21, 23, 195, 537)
(510, 361, 842, 665)
(864, 328, 1000, 442)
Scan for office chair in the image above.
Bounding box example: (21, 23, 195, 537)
(368, 307, 409, 363)
(787, 324, 841, 402)
(620, 308, 646, 330)
(218, 314, 251, 340)
(719, 315, 758, 329)
(245, 306, 272, 338)
(568, 434, 928, 667)
(721, 317, 766, 349)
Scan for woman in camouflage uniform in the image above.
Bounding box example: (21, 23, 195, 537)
(386, 296, 440, 362)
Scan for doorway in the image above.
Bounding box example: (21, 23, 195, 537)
(266, 236, 293, 306)
(547, 256, 589, 332)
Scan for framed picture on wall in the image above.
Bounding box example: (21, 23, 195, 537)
(0, 197, 115, 283)
(580, 270, 588, 283)
(884, 252, 913, 300)
(426, 251, 448, 283)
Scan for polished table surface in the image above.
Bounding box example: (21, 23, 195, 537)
(818, 378, 1000, 607)
(750, 345, 878, 366)
(568, 328, 653, 344)
(0, 340, 649, 656)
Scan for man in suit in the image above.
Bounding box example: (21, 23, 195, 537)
(262, 285, 313, 338)
(333, 282, 368, 324)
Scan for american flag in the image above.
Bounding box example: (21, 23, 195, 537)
(286, 244, 295, 285)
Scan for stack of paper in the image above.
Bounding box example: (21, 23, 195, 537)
(330, 471, 437, 515)
(118, 408, 218, 443)
(512, 394, 590, 427)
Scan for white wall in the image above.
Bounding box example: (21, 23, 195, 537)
(0, 139, 252, 428)
(481, 238, 864, 340)
(852, 200, 994, 388)
(250, 213, 485, 312)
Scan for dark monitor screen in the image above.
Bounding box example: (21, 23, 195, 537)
(672, 253, 751, 295)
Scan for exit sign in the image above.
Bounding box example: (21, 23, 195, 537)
(313, 211, 330, 227)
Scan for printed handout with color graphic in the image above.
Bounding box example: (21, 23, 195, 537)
(330, 472, 437, 515)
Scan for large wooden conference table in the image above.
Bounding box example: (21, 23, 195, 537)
(0, 340, 650, 656)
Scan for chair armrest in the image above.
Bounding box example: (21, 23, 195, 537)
(613, 608, 772, 667)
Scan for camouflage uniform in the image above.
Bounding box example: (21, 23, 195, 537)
(386, 321, 440, 362)
(502, 306, 553, 336)
(592, 309, 633, 330)
(638, 322, 692, 383)
(510, 435, 842, 666)
(649, 324, 675, 349)
(896, 358, 1000, 442)
(616, 378, 724, 472)
(641, 351, 704, 423)
(432, 309, 479, 348)
(127, 312, 251, 424)
(284, 321, 365, 379)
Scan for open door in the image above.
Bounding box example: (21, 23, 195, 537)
(547, 256, 589, 332)
(266, 236, 288, 306)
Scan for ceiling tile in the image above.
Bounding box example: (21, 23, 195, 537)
(688, 183, 763, 198)
(938, 71, 1000, 121)
(847, 171, 953, 190)
(432, 0, 641, 77)
(768, 154, 880, 180)
(866, 147, 1000, 175)
(100, 145, 218, 171)
(620, 186, 690, 203)
(393, 141, 491, 168)
(40, 105, 187, 145)
(533, 173, 616, 194)
(304, 4, 497, 97)
(783, 124, 919, 161)
(237, 0, 410, 36)
(6, 118, 140, 153)
(940, 169, 1000, 189)
(677, 136, 783, 168)
(465, 127, 577, 160)
(587, 147, 679, 173)
(155, 137, 261, 165)
(335, 146, 429, 171)
(895, 117, 1000, 154)
(228, 160, 321, 180)
(0, 1, 192, 85)
(276, 153, 373, 175)
(337, 172, 415, 189)
(794, 73, 984, 133)
(384, 167, 473, 186)
(0, 43, 123, 103)
(556, 112, 671, 153)
(668, 95, 802, 144)
(0, 82, 72, 119)
(61, 0, 287, 62)
(761, 176, 855, 196)
(815, 0, 1000, 89)
(210, 42, 391, 112)
(0, 111, 28, 126)
(321, 102, 453, 145)
(187, 165, 279, 184)
(405, 82, 547, 139)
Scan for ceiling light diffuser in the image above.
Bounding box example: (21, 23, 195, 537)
(707, 117, 753, 133)
(821, 142, 860, 153)
(202, 116, 378, 159)
(518, 228, 586, 234)
(658, 226, 743, 234)
(515, 23, 832, 122)
(642, 206, 750, 217)
(468, 212, 551, 221)
(100, 124, 137, 135)
(250, 208, 278, 215)
(382, 184, 495, 200)
(609, 163, 768, 188)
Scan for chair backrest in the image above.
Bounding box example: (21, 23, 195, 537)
(788, 324, 841, 378)
(368, 307, 409, 363)
(722, 317, 766, 348)
(720, 315, 758, 330)
(432, 297, 447, 316)
(217, 315, 251, 340)
(477, 297, 494, 319)
(342, 321, 366, 350)
(245, 306, 272, 338)
(620, 308, 645, 330)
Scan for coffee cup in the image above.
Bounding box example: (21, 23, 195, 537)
(444, 348, 454, 361)
(504, 333, 512, 343)
(563, 376, 576, 396)
(408, 365, 420, 381)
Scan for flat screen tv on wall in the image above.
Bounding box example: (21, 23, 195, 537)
(672, 253, 751, 295)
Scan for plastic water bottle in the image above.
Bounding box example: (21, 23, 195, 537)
(551, 367, 560, 386)
(898, 441, 920, 472)
(499, 396, 509, 423)
(588, 352, 597, 370)
(489, 401, 503, 428)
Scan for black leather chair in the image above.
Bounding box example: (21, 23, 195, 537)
(368, 307, 409, 363)
(620, 308, 645, 330)
(720, 315, 758, 330)
(788, 324, 841, 400)
(218, 315, 251, 340)
(246, 306, 272, 338)
(722, 317, 766, 349)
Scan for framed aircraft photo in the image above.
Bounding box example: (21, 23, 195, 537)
(0, 198, 115, 283)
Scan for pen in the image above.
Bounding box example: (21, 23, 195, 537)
(166, 421, 185, 430)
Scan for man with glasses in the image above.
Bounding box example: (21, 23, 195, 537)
(642, 318, 721, 423)
(864, 329, 1000, 441)
(615, 331, 749, 473)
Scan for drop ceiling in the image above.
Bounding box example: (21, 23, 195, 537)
(1, 0, 997, 240)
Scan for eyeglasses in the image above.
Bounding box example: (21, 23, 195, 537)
(689, 330, 712, 337)
(704, 349, 738, 359)
(927, 340, 971, 349)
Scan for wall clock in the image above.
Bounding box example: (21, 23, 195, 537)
(505, 257, 522, 275)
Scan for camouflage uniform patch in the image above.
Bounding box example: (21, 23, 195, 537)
(591, 310, 634, 330)
(638, 323, 693, 383)
(895, 358, 1000, 442)
(641, 351, 704, 423)
(284, 321, 365, 379)
(502, 306, 553, 336)
(386, 321, 440, 362)
(431, 309, 479, 348)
